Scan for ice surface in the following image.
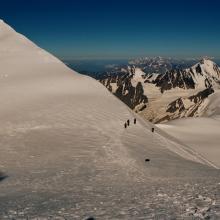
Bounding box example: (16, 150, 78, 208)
(157, 90, 220, 168)
(157, 117, 220, 168)
(0, 20, 220, 219)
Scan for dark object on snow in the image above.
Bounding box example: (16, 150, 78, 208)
(127, 119, 130, 126)
(0, 172, 8, 182)
(145, 159, 150, 162)
(134, 118, 136, 124)
(86, 217, 96, 220)
(151, 127, 155, 133)
(124, 123, 127, 128)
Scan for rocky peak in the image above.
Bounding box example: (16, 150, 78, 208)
(149, 58, 220, 93)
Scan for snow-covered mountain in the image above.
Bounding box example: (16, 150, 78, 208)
(98, 56, 196, 81)
(128, 56, 197, 74)
(100, 58, 220, 123)
(100, 66, 148, 111)
(0, 20, 220, 219)
(128, 56, 174, 73)
(147, 58, 220, 92)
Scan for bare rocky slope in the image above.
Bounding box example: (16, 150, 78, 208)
(100, 58, 220, 123)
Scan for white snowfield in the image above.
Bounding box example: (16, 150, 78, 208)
(157, 91, 220, 168)
(0, 20, 220, 219)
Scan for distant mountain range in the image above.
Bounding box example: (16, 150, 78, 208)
(64, 57, 210, 79)
(128, 56, 198, 74)
(99, 58, 220, 123)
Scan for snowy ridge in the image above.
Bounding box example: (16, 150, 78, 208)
(187, 58, 220, 89)
(0, 19, 62, 64)
(132, 67, 145, 81)
(147, 58, 220, 91)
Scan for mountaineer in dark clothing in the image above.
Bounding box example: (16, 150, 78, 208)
(134, 118, 136, 124)
(124, 123, 127, 128)
(127, 119, 130, 126)
(0, 171, 7, 182)
(151, 127, 155, 133)
(86, 217, 96, 220)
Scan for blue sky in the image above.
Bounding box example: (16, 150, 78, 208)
(0, 0, 220, 60)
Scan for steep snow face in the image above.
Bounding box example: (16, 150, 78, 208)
(198, 58, 220, 79)
(132, 67, 145, 81)
(0, 20, 61, 64)
(1, 20, 220, 219)
(187, 58, 220, 89)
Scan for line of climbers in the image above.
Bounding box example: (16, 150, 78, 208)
(123, 118, 155, 163)
(124, 118, 135, 128)
(124, 118, 155, 133)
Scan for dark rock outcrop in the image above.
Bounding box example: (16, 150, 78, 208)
(167, 98, 186, 114)
(101, 73, 148, 110)
(164, 87, 215, 122)
(151, 69, 196, 93)
(189, 87, 214, 103)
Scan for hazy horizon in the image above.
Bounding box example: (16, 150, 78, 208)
(1, 0, 220, 60)
(63, 57, 220, 73)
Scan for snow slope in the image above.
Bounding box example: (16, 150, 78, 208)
(204, 90, 220, 116)
(157, 118, 220, 168)
(157, 91, 220, 168)
(0, 20, 220, 219)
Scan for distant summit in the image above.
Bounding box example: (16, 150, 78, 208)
(147, 58, 220, 92)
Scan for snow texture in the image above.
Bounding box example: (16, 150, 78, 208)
(157, 91, 220, 168)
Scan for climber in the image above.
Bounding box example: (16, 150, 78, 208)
(127, 119, 130, 126)
(0, 171, 7, 182)
(134, 118, 136, 124)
